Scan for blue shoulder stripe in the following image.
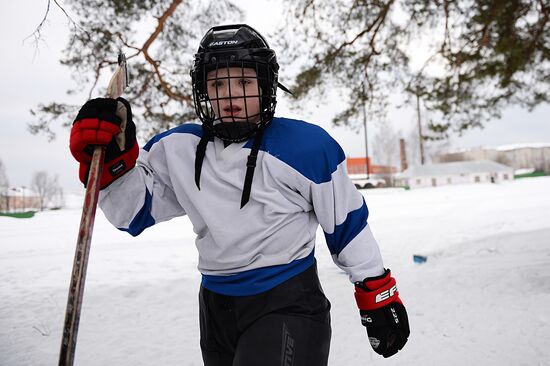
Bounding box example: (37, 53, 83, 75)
(246, 118, 346, 184)
(201, 251, 315, 296)
(143, 123, 203, 152)
(118, 189, 155, 236)
(324, 199, 369, 256)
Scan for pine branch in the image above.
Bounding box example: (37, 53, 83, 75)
(328, 0, 395, 62)
(140, 0, 191, 103)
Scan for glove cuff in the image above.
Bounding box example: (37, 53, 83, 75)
(79, 142, 139, 189)
(354, 269, 401, 310)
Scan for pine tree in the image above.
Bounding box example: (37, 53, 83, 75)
(277, 0, 550, 138)
(29, 0, 244, 141)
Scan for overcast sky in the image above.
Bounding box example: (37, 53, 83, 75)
(1, 0, 549, 193)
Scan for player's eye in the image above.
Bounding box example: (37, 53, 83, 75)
(238, 78, 251, 86)
(209, 80, 224, 88)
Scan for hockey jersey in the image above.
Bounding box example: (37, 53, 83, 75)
(99, 117, 384, 296)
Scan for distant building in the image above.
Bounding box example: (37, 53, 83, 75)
(347, 157, 371, 175)
(346, 157, 398, 188)
(0, 187, 41, 212)
(346, 157, 398, 175)
(436, 143, 550, 173)
(395, 160, 514, 189)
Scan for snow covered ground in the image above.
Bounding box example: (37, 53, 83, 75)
(1, 177, 549, 365)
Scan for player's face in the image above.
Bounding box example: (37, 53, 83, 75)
(206, 67, 261, 123)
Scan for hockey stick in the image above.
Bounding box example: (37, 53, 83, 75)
(58, 52, 129, 366)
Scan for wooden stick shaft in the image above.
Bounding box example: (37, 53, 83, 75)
(58, 146, 106, 366)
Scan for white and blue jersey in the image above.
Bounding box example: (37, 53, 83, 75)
(99, 117, 385, 296)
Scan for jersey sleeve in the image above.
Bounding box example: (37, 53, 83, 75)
(289, 125, 385, 283)
(99, 139, 185, 236)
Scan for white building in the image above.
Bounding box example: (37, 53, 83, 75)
(395, 160, 514, 189)
(0, 186, 41, 212)
(436, 143, 550, 173)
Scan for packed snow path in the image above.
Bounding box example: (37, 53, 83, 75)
(1, 177, 549, 365)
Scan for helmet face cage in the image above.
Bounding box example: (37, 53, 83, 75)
(191, 25, 279, 142)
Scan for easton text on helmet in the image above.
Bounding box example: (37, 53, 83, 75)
(209, 40, 239, 47)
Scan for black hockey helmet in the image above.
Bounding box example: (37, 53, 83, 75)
(191, 24, 281, 142)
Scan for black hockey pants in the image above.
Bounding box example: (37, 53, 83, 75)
(199, 262, 332, 366)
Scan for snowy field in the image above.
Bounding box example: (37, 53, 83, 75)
(1, 177, 550, 366)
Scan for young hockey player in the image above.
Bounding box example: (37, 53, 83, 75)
(69, 24, 410, 365)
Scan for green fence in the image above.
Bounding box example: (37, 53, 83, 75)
(514, 172, 548, 179)
(0, 211, 36, 219)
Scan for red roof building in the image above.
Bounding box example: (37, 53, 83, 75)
(346, 157, 398, 175)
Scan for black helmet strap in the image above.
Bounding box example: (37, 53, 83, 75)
(194, 125, 265, 209)
(195, 126, 211, 190)
(240, 127, 264, 208)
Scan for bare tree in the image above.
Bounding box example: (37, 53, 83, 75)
(50, 186, 65, 209)
(0, 159, 9, 212)
(31, 171, 63, 211)
(372, 122, 399, 185)
(405, 127, 421, 168)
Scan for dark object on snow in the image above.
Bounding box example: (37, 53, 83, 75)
(413, 255, 427, 264)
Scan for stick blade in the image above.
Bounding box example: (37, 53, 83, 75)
(106, 51, 128, 99)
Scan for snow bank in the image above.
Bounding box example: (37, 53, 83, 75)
(1, 178, 549, 365)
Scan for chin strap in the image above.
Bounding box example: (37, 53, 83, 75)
(240, 127, 264, 208)
(194, 125, 264, 209)
(195, 126, 211, 190)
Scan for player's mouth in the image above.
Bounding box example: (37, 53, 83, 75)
(223, 105, 243, 116)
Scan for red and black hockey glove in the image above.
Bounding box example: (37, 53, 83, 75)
(355, 269, 410, 358)
(70, 97, 138, 189)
